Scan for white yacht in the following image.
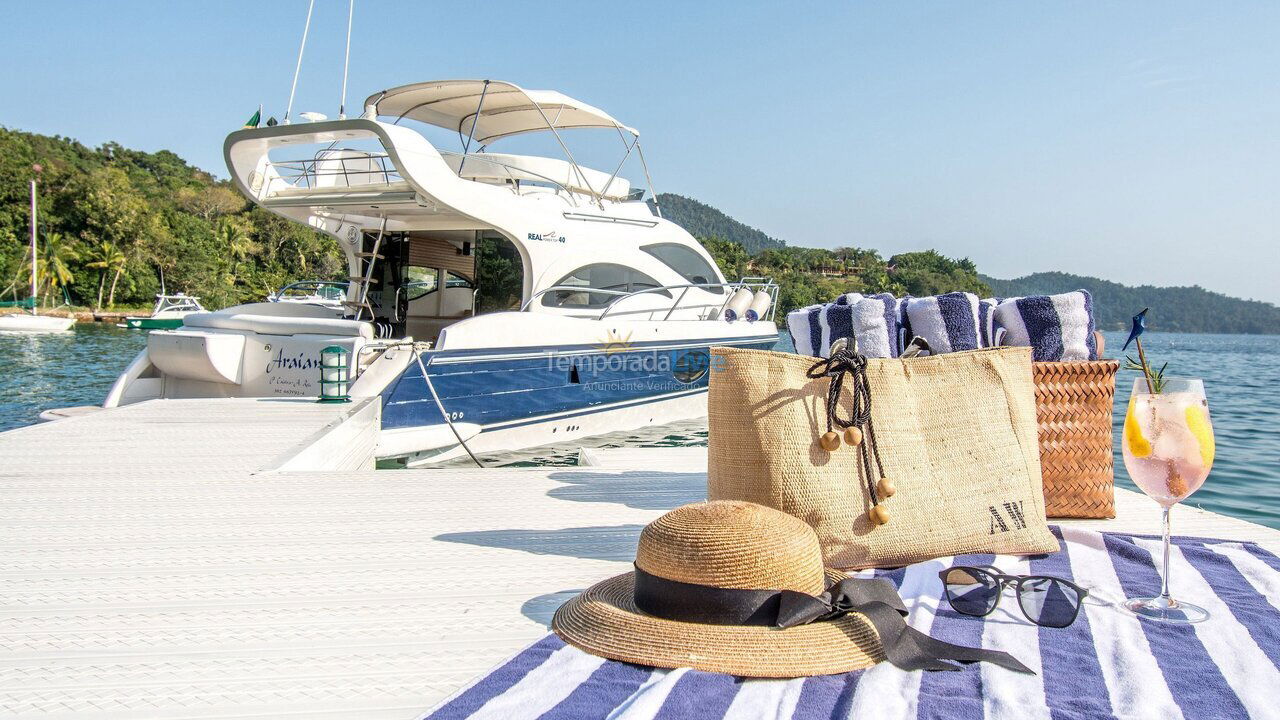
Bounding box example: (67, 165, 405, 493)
(104, 80, 778, 464)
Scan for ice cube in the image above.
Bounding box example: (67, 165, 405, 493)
(1154, 391, 1199, 425)
(1150, 417, 1201, 467)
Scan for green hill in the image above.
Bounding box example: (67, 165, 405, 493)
(0, 126, 341, 310)
(651, 193, 785, 254)
(982, 272, 1280, 334)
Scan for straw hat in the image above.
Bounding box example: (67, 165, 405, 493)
(552, 501, 884, 678)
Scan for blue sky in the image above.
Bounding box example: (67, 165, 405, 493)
(3, 2, 1277, 303)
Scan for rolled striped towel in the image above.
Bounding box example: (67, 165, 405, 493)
(786, 295, 901, 358)
(993, 290, 1097, 361)
(904, 292, 981, 354)
(785, 304, 824, 357)
(851, 293, 900, 358)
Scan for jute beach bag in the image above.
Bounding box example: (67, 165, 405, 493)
(708, 345, 1059, 570)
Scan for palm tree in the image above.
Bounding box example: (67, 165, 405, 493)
(220, 222, 261, 286)
(83, 240, 125, 311)
(39, 232, 79, 307)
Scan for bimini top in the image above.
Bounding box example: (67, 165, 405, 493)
(365, 80, 637, 145)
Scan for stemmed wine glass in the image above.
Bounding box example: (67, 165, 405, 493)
(1121, 377, 1214, 623)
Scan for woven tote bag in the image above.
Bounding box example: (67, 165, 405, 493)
(1033, 360, 1119, 518)
(708, 346, 1059, 570)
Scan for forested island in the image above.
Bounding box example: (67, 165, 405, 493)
(0, 127, 340, 311)
(982, 272, 1280, 334)
(1, 127, 1275, 333)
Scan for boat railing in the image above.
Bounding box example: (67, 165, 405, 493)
(264, 148, 586, 207)
(520, 279, 779, 322)
(437, 151, 583, 206)
(265, 151, 403, 195)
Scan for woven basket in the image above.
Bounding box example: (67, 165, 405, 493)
(1032, 359, 1119, 518)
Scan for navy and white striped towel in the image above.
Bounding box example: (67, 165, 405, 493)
(786, 301, 858, 358)
(786, 304, 824, 357)
(786, 295, 900, 358)
(994, 290, 1098, 361)
(423, 529, 1280, 720)
(904, 292, 981, 354)
(850, 293, 900, 358)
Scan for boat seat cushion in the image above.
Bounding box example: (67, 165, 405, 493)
(184, 312, 373, 339)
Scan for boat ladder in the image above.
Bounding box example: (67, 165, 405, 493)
(343, 219, 386, 320)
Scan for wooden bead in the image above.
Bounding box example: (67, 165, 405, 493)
(819, 431, 841, 451)
(876, 477, 896, 498)
(870, 504, 891, 526)
(843, 426, 863, 446)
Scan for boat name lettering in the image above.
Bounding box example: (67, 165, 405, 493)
(527, 231, 565, 243)
(267, 349, 323, 374)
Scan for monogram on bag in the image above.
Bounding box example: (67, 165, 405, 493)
(708, 345, 1059, 570)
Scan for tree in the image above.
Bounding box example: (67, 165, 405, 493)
(38, 231, 78, 306)
(220, 220, 260, 286)
(83, 240, 125, 311)
(177, 184, 245, 221)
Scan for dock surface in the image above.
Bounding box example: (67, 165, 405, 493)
(2, 415, 1277, 718)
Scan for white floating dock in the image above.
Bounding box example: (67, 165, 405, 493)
(1, 406, 1276, 718)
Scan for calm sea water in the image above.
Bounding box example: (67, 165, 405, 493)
(1, 325, 1276, 529)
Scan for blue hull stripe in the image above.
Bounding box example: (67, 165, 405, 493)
(429, 334, 776, 364)
(380, 338, 776, 435)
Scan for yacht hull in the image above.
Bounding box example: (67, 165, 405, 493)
(0, 314, 76, 332)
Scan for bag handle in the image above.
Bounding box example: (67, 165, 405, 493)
(806, 341, 895, 526)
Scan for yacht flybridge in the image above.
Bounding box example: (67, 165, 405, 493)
(104, 79, 779, 464)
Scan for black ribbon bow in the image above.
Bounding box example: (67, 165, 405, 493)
(779, 577, 1032, 674)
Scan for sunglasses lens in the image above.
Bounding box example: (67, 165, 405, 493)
(1018, 577, 1081, 628)
(943, 568, 1000, 616)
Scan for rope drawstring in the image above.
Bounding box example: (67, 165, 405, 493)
(807, 343, 894, 524)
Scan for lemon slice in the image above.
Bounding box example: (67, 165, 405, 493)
(1124, 399, 1152, 458)
(1184, 405, 1215, 466)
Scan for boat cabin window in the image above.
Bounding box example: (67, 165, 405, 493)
(404, 268, 474, 301)
(542, 263, 670, 308)
(404, 266, 438, 300)
(641, 243, 724, 294)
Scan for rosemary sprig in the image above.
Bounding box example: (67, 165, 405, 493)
(1124, 354, 1168, 394)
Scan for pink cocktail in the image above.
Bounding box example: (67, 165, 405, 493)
(1121, 377, 1215, 623)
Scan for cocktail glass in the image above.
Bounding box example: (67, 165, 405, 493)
(1121, 377, 1214, 623)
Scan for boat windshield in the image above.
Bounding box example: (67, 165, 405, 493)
(154, 295, 203, 313)
(272, 282, 349, 303)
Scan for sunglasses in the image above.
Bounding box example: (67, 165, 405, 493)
(939, 565, 1089, 628)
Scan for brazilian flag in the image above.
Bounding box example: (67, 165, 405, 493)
(244, 107, 261, 129)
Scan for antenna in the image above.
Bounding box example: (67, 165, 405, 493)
(339, 0, 355, 119)
(284, 0, 316, 125)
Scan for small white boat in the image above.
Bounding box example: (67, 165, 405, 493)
(0, 311, 76, 333)
(0, 178, 76, 333)
(119, 294, 206, 329)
